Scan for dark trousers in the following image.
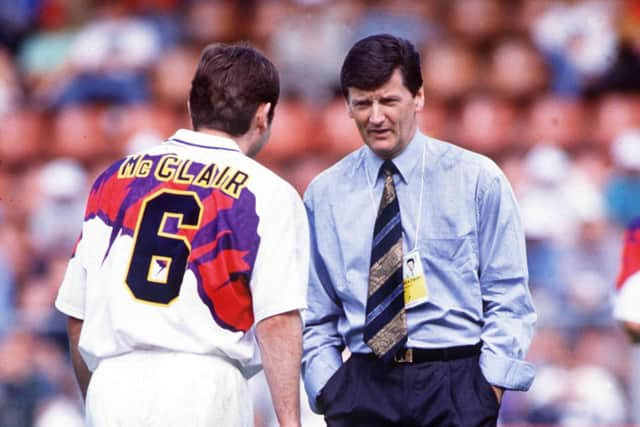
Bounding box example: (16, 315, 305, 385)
(318, 354, 500, 427)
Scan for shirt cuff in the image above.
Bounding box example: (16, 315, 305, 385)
(479, 351, 536, 391)
(303, 351, 343, 413)
(54, 297, 84, 320)
(254, 301, 307, 326)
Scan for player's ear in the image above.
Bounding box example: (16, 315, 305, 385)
(255, 102, 272, 132)
(187, 101, 197, 130)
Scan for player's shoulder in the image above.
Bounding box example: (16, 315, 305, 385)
(89, 146, 162, 192)
(428, 136, 501, 177)
(88, 156, 130, 194)
(424, 135, 511, 199)
(241, 156, 300, 200)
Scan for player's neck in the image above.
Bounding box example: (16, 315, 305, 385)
(195, 125, 266, 157)
(196, 127, 233, 140)
(195, 127, 248, 155)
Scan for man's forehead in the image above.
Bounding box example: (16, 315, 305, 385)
(348, 86, 389, 100)
(347, 70, 408, 100)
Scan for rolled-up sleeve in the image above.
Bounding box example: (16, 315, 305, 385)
(476, 168, 537, 391)
(301, 184, 346, 413)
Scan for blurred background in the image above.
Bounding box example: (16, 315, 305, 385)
(0, 0, 639, 425)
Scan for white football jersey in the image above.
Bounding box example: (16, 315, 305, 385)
(55, 129, 309, 377)
(614, 218, 640, 323)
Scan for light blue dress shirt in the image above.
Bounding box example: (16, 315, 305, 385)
(302, 131, 536, 411)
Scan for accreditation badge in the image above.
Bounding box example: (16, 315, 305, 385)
(402, 249, 428, 308)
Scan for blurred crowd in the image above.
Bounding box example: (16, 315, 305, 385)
(1, 0, 640, 426)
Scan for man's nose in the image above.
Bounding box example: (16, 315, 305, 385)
(369, 103, 384, 125)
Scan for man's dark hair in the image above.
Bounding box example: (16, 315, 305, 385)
(189, 43, 279, 136)
(340, 34, 423, 99)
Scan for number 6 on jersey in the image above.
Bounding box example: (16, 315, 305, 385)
(126, 189, 203, 304)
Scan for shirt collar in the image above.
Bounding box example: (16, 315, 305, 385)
(361, 130, 426, 184)
(166, 128, 242, 152)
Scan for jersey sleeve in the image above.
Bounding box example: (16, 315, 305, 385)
(614, 271, 640, 323)
(614, 220, 640, 322)
(249, 185, 309, 324)
(55, 234, 88, 320)
(616, 220, 640, 290)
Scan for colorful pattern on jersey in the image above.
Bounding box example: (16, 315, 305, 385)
(617, 217, 640, 290)
(83, 154, 260, 332)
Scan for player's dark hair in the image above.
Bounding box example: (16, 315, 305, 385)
(189, 43, 279, 136)
(340, 34, 423, 98)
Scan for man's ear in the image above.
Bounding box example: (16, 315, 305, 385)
(255, 102, 272, 131)
(414, 87, 425, 112)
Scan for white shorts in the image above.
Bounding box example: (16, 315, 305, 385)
(85, 351, 253, 427)
(614, 271, 640, 323)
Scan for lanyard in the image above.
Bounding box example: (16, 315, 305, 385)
(366, 142, 426, 251)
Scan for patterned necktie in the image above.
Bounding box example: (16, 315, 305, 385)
(364, 160, 407, 360)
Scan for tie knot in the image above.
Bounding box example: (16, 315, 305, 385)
(381, 160, 398, 177)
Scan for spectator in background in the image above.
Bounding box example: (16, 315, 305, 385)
(531, 0, 619, 95)
(557, 197, 619, 330)
(17, 252, 70, 346)
(183, 0, 241, 46)
(0, 109, 42, 169)
(519, 144, 598, 246)
(0, 48, 21, 115)
(28, 159, 88, 258)
(421, 39, 479, 105)
(351, 0, 438, 52)
(47, 0, 162, 109)
(49, 105, 111, 164)
(150, 44, 200, 109)
(486, 36, 549, 104)
(527, 95, 586, 152)
(0, 0, 40, 50)
(592, 93, 640, 148)
(517, 145, 571, 326)
(268, 1, 353, 102)
(0, 247, 14, 337)
(526, 357, 627, 426)
(605, 129, 640, 227)
(0, 330, 56, 427)
(15, 0, 77, 108)
(585, 0, 640, 95)
(517, 326, 629, 426)
(457, 94, 520, 162)
(517, 143, 608, 331)
(447, 0, 504, 49)
(30, 335, 84, 427)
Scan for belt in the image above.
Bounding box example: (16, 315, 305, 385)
(352, 343, 482, 364)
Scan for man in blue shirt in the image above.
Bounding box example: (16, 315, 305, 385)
(302, 34, 536, 426)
